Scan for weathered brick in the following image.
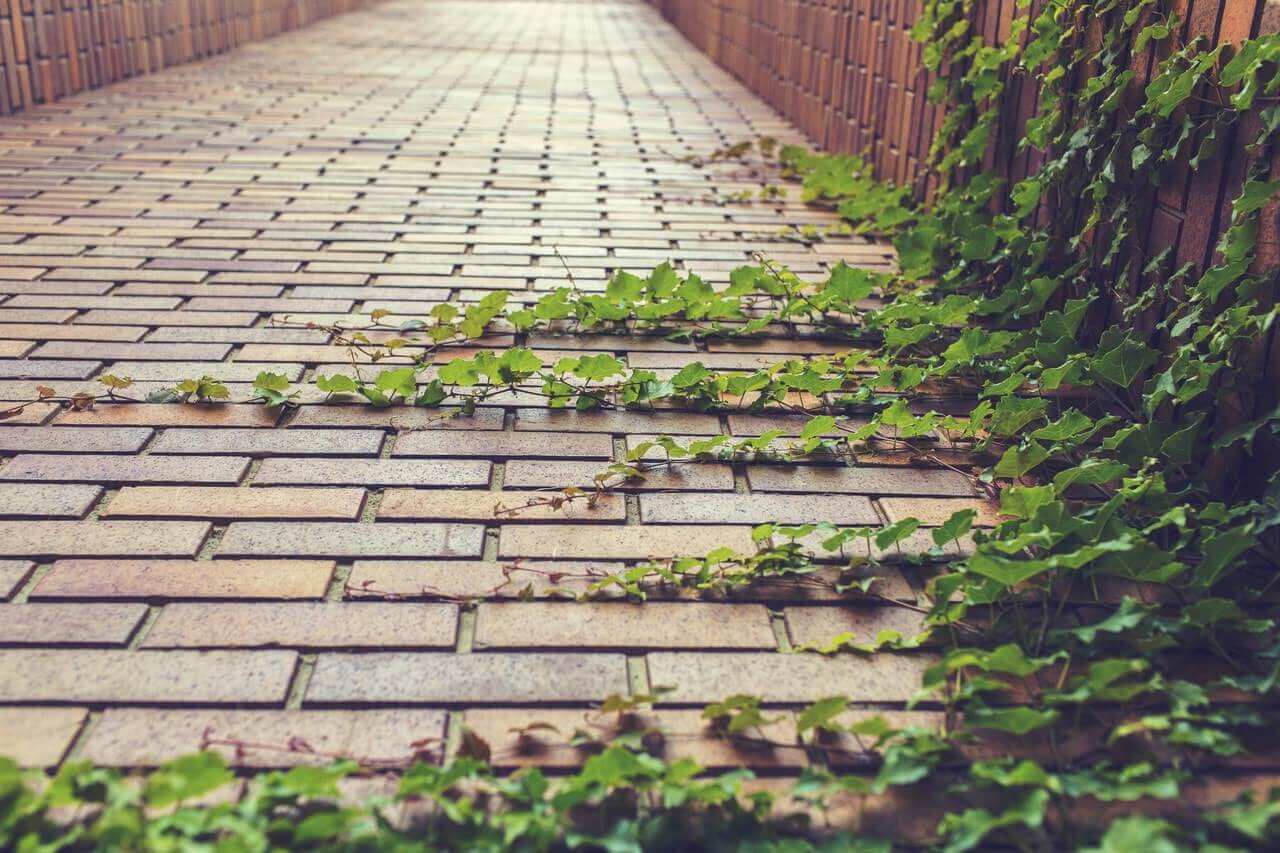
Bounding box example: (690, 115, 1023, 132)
(0, 359, 102, 379)
(150, 427, 383, 456)
(56, 404, 282, 428)
(81, 708, 448, 767)
(0, 603, 148, 644)
(379, 489, 625, 522)
(393, 431, 612, 459)
(513, 408, 723, 434)
(0, 560, 35, 599)
(0, 484, 102, 518)
(0, 520, 211, 557)
(0, 454, 250, 484)
(0, 649, 297, 703)
(346, 560, 627, 600)
(104, 486, 366, 520)
(142, 602, 457, 649)
(288, 406, 504, 430)
(639, 492, 878, 525)
(503, 460, 734, 491)
(647, 652, 936, 703)
(474, 602, 776, 650)
(253, 457, 490, 487)
(0, 323, 146, 342)
(498, 524, 756, 559)
(878, 496, 1002, 527)
(785, 606, 929, 649)
(0, 707, 88, 767)
(34, 559, 335, 600)
(218, 522, 485, 558)
(0, 426, 153, 453)
(31, 341, 233, 361)
(0, 340, 35, 357)
(307, 652, 628, 704)
(747, 465, 975, 497)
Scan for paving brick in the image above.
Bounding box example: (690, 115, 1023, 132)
(474, 602, 776, 650)
(512, 408, 723, 434)
(0, 649, 297, 703)
(104, 486, 366, 520)
(56, 404, 282, 428)
(0, 359, 102, 379)
(34, 559, 335, 600)
(878, 496, 1003, 527)
(142, 602, 457, 649)
(307, 652, 628, 704)
(379, 489, 625, 522)
(288, 406, 505, 430)
(0, 340, 35, 356)
(464, 708, 803, 770)
(0, 560, 35, 599)
(785, 606, 930, 649)
(0, 454, 250, 484)
(81, 708, 448, 767)
(498, 524, 756, 559)
(393, 431, 612, 459)
(0, 603, 148, 644)
(746, 465, 975, 497)
(0, 707, 88, 767)
(0, 521, 211, 557)
(253, 457, 491, 487)
(150, 428, 383, 456)
(647, 652, 936, 703)
(345, 560, 626, 600)
(0, 484, 103, 518)
(218, 522, 485, 558)
(503, 460, 734, 491)
(639, 492, 878, 525)
(0, 426, 153, 453)
(0, 323, 146, 342)
(31, 341, 233, 361)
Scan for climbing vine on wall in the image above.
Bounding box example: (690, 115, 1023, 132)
(4, 1, 1280, 850)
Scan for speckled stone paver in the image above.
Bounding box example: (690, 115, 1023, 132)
(0, 0, 981, 773)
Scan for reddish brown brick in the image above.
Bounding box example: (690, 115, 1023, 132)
(379, 489, 625, 522)
(31, 341, 232, 361)
(474, 602, 776, 650)
(498, 524, 756, 559)
(0, 454, 250, 484)
(0, 649, 297, 703)
(56, 404, 282, 428)
(142, 602, 457, 648)
(34, 559, 335, 600)
(0, 603, 148, 644)
(0, 520, 211, 557)
(0, 707, 88, 767)
(393, 431, 612, 459)
(513, 408, 722, 434)
(104, 486, 366, 520)
(150, 428, 383, 456)
(346, 560, 627, 600)
(288, 406, 504, 430)
(0, 426, 153, 453)
(0, 484, 102, 518)
(81, 708, 448, 768)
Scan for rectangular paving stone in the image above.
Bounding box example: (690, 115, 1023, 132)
(503, 460, 734, 491)
(34, 559, 336, 600)
(785, 606, 930, 649)
(0, 560, 35, 599)
(218, 522, 485, 558)
(56, 404, 282, 428)
(307, 652, 628, 704)
(253, 458, 491, 487)
(0, 707, 88, 767)
(0, 484, 103, 518)
(346, 560, 627, 600)
(393, 431, 612, 459)
(0, 323, 146, 342)
(498, 524, 756, 559)
(31, 341, 233, 361)
(0, 521, 211, 557)
(878, 496, 1002, 527)
(379, 489, 625, 523)
(0, 454, 251, 484)
(647, 652, 936, 703)
(474, 602, 777, 650)
(150, 427, 383, 456)
(81, 708, 448, 767)
(746, 465, 975, 497)
(512, 408, 723, 434)
(0, 649, 297, 703)
(0, 603, 148, 644)
(640, 492, 879, 525)
(104, 486, 366, 520)
(142, 602, 458, 649)
(0, 426, 153, 453)
(288, 406, 505, 430)
(0, 359, 102, 379)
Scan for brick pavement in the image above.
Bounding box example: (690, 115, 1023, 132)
(0, 0, 990, 773)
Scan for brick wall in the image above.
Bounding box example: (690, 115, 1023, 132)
(0, 0, 377, 114)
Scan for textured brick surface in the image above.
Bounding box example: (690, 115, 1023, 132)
(0, 0, 966, 774)
(0, 707, 88, 767)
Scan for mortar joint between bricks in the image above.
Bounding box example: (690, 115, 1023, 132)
(379, 431, 397, 459)
(61, 709, 103, 765)
(489, 461, 505, 491)
(326, 562, 354, 601)
(126, 605, 163, 650)
(285, 654, 317, 710)
(481, 525, 499, 561)
(240, 458, 263, 486)
(196, 525, 227, 560)
(455, 607, 477, 654)
(769, 611, 793, 653)
(11, 562, 53, 603)
(85, 487, 119, 519)
(359, 490, 384, 523)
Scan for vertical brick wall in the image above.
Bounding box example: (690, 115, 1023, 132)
(0, 0, 377, 114)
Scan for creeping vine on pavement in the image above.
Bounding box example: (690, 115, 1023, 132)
(5, 1, 1280, 849)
